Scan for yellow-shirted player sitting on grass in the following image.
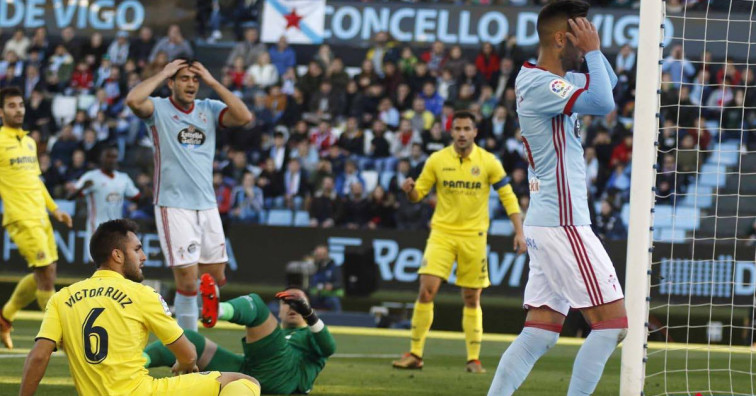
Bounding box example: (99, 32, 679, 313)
(392, 110, 527, 373)
(19, 219, 260, 396)
(0, 86, 73, 350)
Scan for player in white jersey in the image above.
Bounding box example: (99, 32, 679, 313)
(69, 147, 141, 258)
(488, 2, 627, 395)
(126, 58, 252, 331)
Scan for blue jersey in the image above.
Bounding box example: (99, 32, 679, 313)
(144, 97, 227, 210)
(75, 169, 140, 234)
(515, 63, 590, 227)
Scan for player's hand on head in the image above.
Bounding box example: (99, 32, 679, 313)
(275, 291, 314, 318)
(513, 232, 527, 255)
(566, 17, 600, 53)
(53, 209, 73, 228)
(161, 59, 188, 79)
(401, 178, 416, 194)
(189, 61, 216, 84)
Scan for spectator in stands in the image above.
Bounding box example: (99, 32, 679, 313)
(377, 97, 400, 129)
(459, 63, 486, 97)
(311, 120, 337, 156)
(292, 140, 319, 174)
(605, 163, 631, 201)
(326, 145, 346, 176)
(367, 185, 397, 229)
(310, 176, 338, 228)
(64, 149, 88, 186)
(128, 173, 154, 221)
(22, 64, 43, 99)
(420, 81, 444, 117)
(407, 143, 426, 178)
(70, 110, 90, 140)
(81, 129, 104, 165)
(437, 68, 458, 102)
(393, 83, 413, 112)
(365, 31, 397, 78)
(0, 51, 25, 88)
(366, 120, 395, 172)
(409, 62, 434, 95)
(231, 171, 264, 224)
(395, 191, 432, 231)
(493, 57, 516, 99)
(246, 52, 279, 88)
(335, 160, 365, 198)
(313, 44, 335, 72)
(269, 36, 296, 77)
(258, 157, 284, 208)
(584, 147, 599, 197)
(615, 44, 636, 75)
(225, 27, 267, 69)
(445, 45, 466, 79)
(421, 41, 447, 77)
(70, 60, 94, 94)
(421, 121, 450, 155)
(130, 27, 155, 69)
(25, 88, 55, 136)
(337, 182, 370, 229)
(595, 200, 628, 241)
(29, 27, 49, 61)
(149, 24, 193, 62)
(39, 152, 64, 197)
(309, 244, 343, 311)
(82, 32, 107, 67)
(477, 85, 498, 118)
(308, 80, 342, 121)
(214, 171, 233, 224)
(326, 58, 349, 93)
(392, 119, 422, 159)
(479, 105, 513, 147)
(4, 29, 30, 60)
(282, 158, 309, 210)
(338, 116, 365, 159)
(403, 97, 434, 133)
(662, 44, 696, 87)
(610, 134, 633, 168)
(107, 31, 131, 66)
(50, 125, 79, 166)
(381, 61, 404, 95)
(475, 42, 500, 84)
(58, 27, 82, 60)
(223, 149, 258, 184)
(656, 154, 678, 206)
(47, 44, 74, 87)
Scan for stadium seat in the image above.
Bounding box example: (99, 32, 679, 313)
(489, 219, 514, 236)
(679, 185, 714, 209)
(54, 200, 76, 217)
(362, 170, 379, 193)
(293, 210, 310, 227)
(673, 207, 700, 230)
(51, 95, 78, 126)
(699, 172, 726, 188)
(658, 227, 687, 243)
(77, 94, 96, 111)
(653, 205, 674, 228)
(379, 171, 395, 190)
(266, 209, 293, 226)
(621, 203, 630, 226)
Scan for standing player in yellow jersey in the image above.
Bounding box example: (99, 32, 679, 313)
(0, 87, 72, 350)
(20, 219, 260, 396)
(392, 111, 527, 373)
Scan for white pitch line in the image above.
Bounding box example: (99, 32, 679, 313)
(332, 353, 397, 359)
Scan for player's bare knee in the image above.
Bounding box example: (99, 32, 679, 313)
(417, 287, 436, 303)
(33, 264, 56, 290)
(461, 288, 481, 308)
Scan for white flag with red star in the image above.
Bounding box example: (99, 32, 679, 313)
(261, 0, 326, 44)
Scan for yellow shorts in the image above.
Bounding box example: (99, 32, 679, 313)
(134, 371, 227, 395)
(419, 229, 490, 289)
(6, 218, 58, 268)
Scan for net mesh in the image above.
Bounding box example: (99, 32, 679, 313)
(645, 1, 756, 395)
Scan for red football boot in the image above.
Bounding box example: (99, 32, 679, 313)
(200, 273, 219, 328)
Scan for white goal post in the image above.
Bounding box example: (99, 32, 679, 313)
(620, 0, 664, 395)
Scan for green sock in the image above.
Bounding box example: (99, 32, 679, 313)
(143, 341, 176, 368)
(142, 352, 151, 367)
(226, 294, 270, 327)
(219, 302, 234, 321)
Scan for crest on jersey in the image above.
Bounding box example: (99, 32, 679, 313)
(470, 166, 481, 176)
(549, 79, 575, 99)
(176, 125, 206, 149)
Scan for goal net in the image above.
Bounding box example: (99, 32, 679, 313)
(622, 1, 756, 395)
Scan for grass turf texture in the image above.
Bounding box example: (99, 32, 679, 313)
(0, 314, 754, 395)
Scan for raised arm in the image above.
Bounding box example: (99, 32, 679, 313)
(189, 62, 253, 128)
(126, 59, 188, 119)
(19, 338, 55, 396)
(566, 18, 614, 116)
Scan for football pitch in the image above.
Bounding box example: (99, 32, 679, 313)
(0, 313, 754, 395)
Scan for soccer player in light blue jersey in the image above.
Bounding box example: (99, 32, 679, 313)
(488, 1, 628, 395)
(126, 58, 252, 331)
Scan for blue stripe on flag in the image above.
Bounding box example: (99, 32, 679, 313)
(266, 0, 323, 44)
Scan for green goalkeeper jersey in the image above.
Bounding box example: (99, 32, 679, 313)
(241, 323, 336, 394)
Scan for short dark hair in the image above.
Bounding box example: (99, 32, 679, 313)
(90, 219, 139, 266)
(452, 110, 476, 124)
(170, 57, 197, 80)
(0, 87, 23, 108)
(537, 0, 590, 41)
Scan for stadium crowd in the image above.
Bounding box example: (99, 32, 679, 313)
(1, 2, 751, 241)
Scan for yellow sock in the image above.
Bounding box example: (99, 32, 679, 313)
(2, 274, 37, 321)
(219, 378, 260, 396)
(463, 306, 483, 362)
(409, 301, 434, 358)
(35, 289, 55, 311)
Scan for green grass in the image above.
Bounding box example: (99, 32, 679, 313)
(1, 317, 754, 395)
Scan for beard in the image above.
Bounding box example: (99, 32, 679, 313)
(124, 261, 144, 283)
(560, 43, 582, 72)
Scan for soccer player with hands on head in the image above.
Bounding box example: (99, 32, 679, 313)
(488, 1, 626, 395)
(126, 57, 252, 332)
(393, 110, 526, 374)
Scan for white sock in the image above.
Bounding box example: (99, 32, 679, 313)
(174, 291, 198, 331)
(488, 325, 560, 396)
(567, 328, 624, 396)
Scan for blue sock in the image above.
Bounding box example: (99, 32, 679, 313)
(174, 290, 198, 331)
(488, 325, 560, 396)
(567, 328, 625, 396)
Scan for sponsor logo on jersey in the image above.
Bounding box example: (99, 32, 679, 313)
(442, 167, 457, 172)
(442, 180, 482, 190)
(106, 192, 122, 203)
(471, 165, 480, 176)
(549, 79, 575, 99)
(9, 156, 36, 166)
(529, 177, 540, 193)
(176, 125, 206, 148)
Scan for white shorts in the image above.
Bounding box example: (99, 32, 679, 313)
(155, 206, 228, 267)
(523, 225, 624, 316)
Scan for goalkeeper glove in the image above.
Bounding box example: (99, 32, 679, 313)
(275, 291, 319, 326)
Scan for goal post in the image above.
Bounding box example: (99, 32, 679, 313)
(620, 0, 665, 395)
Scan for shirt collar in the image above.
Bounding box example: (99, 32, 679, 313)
(1, 126, 27, 139)
(449, 144, 478, 162)
(92, 269, 126, 280)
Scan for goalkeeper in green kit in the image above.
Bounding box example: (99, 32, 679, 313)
(143, 274, 336, 394)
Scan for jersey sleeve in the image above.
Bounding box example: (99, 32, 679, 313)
(139, 286, 184, 345)
(413, 153, 437, 201)
(74, 171, 94, 195)
(523, 74, 584, 117)
(308, 325, 336, 358)
(488, 155, 521, 216)
(35, 293, 62, 348)
(124, 175, 140, 199)
(206, 99, 229, 129)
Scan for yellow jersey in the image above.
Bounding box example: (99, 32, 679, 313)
(414, 144, 520, 235)
(36, 270, 184, 396)
(0, 126, 57, 226)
